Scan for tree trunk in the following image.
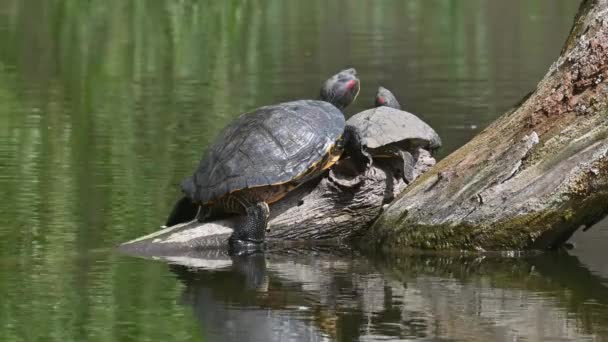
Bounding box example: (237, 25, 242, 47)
(365, 0, 608, 251)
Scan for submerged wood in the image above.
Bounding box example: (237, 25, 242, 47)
(365, 0, 608, 251)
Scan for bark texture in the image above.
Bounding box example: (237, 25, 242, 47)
(366, 0, 608, 251)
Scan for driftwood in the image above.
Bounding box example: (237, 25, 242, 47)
(121, 0, 607, 255)
(365, 0, 608, 251)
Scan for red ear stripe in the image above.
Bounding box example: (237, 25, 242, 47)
(346, 79, 357, 90)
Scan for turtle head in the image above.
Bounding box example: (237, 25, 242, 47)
(320, 68, 360, 110)
(375, 86, 401, 110)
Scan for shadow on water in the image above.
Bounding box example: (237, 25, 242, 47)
(165, 249, 608, 341)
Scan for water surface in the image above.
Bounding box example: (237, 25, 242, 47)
(1, 1, 607, 341)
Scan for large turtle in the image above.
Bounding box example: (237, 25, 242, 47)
(346, 86, 441, 183)
(165, 68, 370, 250)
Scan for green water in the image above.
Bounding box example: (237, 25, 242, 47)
(1, 0, 607, 341)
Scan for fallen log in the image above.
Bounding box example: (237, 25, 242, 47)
(365, 0, 608, 251)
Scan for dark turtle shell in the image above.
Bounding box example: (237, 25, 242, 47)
(183, 100, 345, 204)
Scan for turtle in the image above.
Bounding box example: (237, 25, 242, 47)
(165, 68, 370, 251)
(346, 86, 441, 183)
(374, 86, 402, 109)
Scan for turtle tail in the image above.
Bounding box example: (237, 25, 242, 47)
(165, 196, 199, 227)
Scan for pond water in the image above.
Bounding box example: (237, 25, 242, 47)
(1, 0, 607, 341)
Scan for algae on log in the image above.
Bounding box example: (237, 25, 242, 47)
(366, 0, 608, 251)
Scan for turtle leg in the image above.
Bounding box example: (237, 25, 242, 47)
(229, 201, 270, 254)
(397, 150, 415, 183)
(384, 146, 415, 183)
(344, 124, 372, 173)
(165, 196, 199, 227)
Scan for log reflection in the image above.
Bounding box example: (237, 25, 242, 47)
(164, 250, 608, 341)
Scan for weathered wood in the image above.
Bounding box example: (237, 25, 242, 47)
(365, 0, 608, 251)
(118, 150, 435, 255)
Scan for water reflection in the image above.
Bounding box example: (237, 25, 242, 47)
(166, 251, 607, 341)
(3, 0, 605, 341)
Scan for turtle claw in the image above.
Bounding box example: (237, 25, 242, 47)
(328, 168, 365, 188)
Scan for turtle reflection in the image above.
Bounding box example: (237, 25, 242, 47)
(167, 250, 608, 341)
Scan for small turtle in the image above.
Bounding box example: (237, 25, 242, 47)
(346, 86, 441, 183)
(165, 68, 370, 251)
(374, 86, 402, 109)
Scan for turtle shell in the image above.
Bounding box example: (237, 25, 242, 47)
(184, 100, 345, 204)
(346, 107, 441, 150)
